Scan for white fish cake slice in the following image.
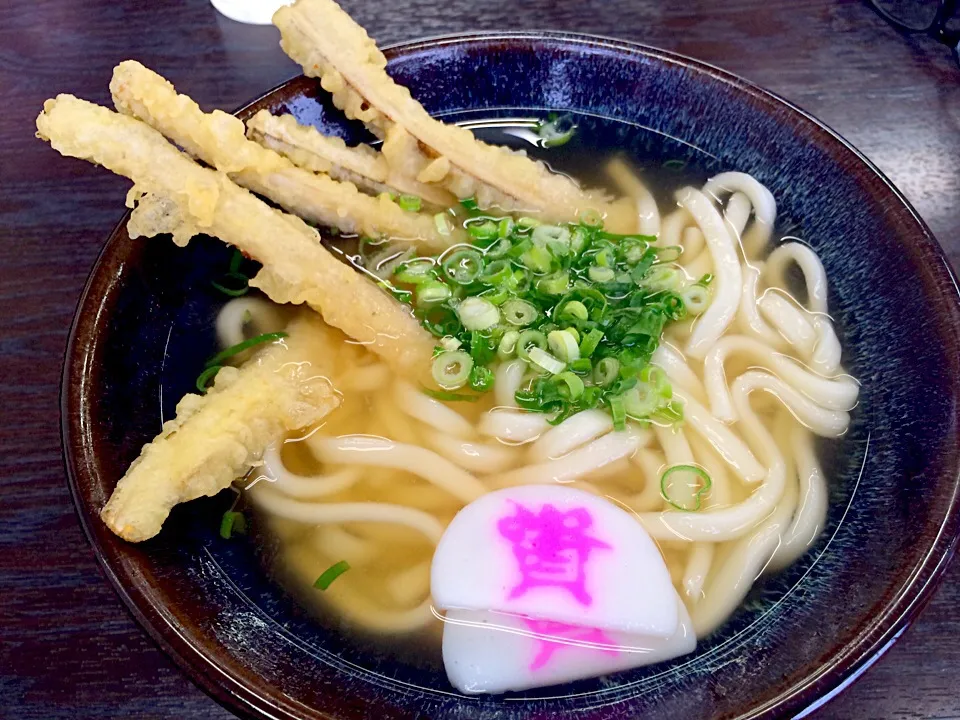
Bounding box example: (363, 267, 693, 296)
(431, 485, 679, 638)
(442, 601, 695, 694)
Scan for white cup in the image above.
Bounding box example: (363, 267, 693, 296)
(210, 0, 291, 25)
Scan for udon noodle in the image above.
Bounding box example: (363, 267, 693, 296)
(227, 167, 858, 640)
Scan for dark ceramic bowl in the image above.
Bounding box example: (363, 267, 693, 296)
(62, 32, 960, 720)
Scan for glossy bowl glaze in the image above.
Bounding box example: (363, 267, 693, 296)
(62, 33, 960, 719)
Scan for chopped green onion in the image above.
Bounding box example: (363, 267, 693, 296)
(517, 216, 541, 230)
(460, 197, 479, 211)
(431, 350, 474, 389)
(415, 281, 452, 306)
(480, 259, 512, 286)
(580, 208, 603, 227)
(481, 286, 510, 305)
(681, 284, 711, 314)
(498, 217, 515, 238)
(653, 245, 683, 263)
(442, 248, 484, 284)
(588, 265, 615, 283)
(393, 259, 437, 285)
(587, 265, 616, 282)
(503, 298, 538, 326)
(569, 358, 593, 374)
(578, 328, 604, 357)
(205, 331, 288, 368)
(697, 273, 714, 286)
(457, 296, 499, 330)
(439, 336, 462, 352)
(537, 271, 569, 296)
(498, 330, 521, 359)
(608, 394, 626, 431)
(422, 387, 480, 402)
(314, 560, 351, 590)
(552, 371, 585, 400)
(398, 194, 422, 212)
(469, 365, 496, 391)
(560, 300, 589, 321)
(547, 329, 580, 363)
(219, 510, 247, 539)
(532, 225, 571, 248)
(642, 265, 684, 291)
(434, 212, 453, 236)
(593, 357, 620, 387)
(655, 400, 685, 425)
(660, 465, 712, 511)
(212, 272, 249, 297)
(528, 346, 566, 374)
(228, 249, 244, 273)
(521, 245, 553, 273)
(536, 113, 577, 148)
(516, 329, 547, 360)
(196, 365, 222, 393)
(641, 365, 673, 399)
(622, 383, 660, 418)
(467, 220, 498, 242)
(484, 237, 512, 259)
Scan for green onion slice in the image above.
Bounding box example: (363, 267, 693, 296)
(432, 350, 474, 389)
(660, 465, 712, 511)
(516, 329, 548, 360)
(314, 560, 351, 590)
(653, 245, 683, 263)
(547, 329, 580, 363)
(502, 298, 538, 326)
(608, 394, 626, 431)
(552, 371, 585, 400)
(398, 194, 422, 212)
(212, 272, 250, 297)
(442, 248, 484, 285)
(681, 284, 711, 314)
(536, 113, 577, 148)
(205, 331, 288, 368)
(578, 328, 604, 358)
(498, 330, 521, 359)
(457, 296, 499, 330)
(528, 346, 565, 374)
(415, 281, 452, 306)
(593, 357, 620, 387)
(537, 271, 569, 296)
(196, 365, 222, 394)
(480, 259, 512, 286)
(219, 510, 247, 540)
(580, 208, 603, 227)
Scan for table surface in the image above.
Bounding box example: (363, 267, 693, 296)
(3, 0, 959, 718)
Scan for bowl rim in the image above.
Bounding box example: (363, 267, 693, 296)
(60, 30, 960, 720)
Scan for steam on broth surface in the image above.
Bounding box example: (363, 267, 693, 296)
(217, 120, 859, 683)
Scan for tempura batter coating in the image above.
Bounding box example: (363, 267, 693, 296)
(110, 60, 458, 249)
(273, 0, 630, 227)
(36, 95, 436, 376)
(100, 314, 340, 542)
(246, 109, 454, 207)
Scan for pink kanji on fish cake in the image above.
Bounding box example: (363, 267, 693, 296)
(521, 617, 620, 671)
(497, 502, 611, 606)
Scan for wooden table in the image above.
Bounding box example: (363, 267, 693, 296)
(2, 0, 958, 717)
